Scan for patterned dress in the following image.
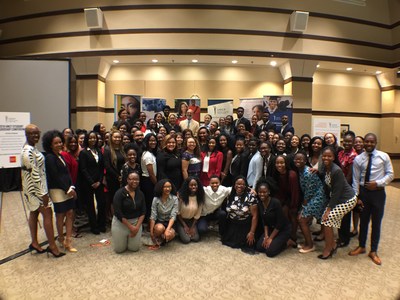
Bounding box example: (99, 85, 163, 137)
(221, 192, 258, 248)
(298, 167, 327, 219)
(21, 143, 49, 211)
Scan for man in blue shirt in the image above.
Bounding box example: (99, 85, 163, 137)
(349, 133, 394, 265)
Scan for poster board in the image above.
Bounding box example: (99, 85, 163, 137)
(0, 112, 30, 168)
(312, 117, 341, 142)
(239, 96, 293, 132)
(207, 99, 233, 119)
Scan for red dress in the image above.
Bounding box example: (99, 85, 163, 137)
(200, 150, 223, 186)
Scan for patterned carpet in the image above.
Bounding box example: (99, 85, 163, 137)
(1, 186, 400, 300)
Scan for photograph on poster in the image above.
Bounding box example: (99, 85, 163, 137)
(114, 94, 141, 123)
(141, 98, 166, 119)
(174, 98, 201, 122)
(239, 96, 293, 132)
(207, 99, 233, 119)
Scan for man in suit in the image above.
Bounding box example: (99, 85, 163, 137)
(234, 107, 251, 132)
(259, 111, 276, 133)
(280, 115, 295, 135)
(179, 108, 200, 136)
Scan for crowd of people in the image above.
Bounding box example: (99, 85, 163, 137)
(21, 105, 394, 265)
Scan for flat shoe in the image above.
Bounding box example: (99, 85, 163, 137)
(349, 231, 358, 238)
(348, 246, 366, 256)
(368, 252, 382, 265)
(299, 246, 316, 253)
(313, 236, 324, 242)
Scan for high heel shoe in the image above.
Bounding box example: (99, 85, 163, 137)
(63, 239, 78, 253)
(46, 246, 66, 258)
(28, 244, 46, 254)
(317, 248, 336, 260)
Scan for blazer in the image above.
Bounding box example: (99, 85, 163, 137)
(259, 121, 277, 133)
(281, 124, 295, 136)
(201, 150, 223, 178)
(164, 123, 181, 134)
(179, 119, 200, 136)
(234, 117, 251, 131)
(247, 151, 263, 188)
(230, 151, 249, 180)
(78, 148, 104, 187)
(45, 152, 73, 192)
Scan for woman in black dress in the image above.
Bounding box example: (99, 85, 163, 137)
(157, 134, 183, 190)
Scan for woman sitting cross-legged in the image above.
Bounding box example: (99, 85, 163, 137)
(255, 177, 292, 258)
(149, 179, 179, 247)
(219, 176, 258, 252)
(177, 177, 205, 244)
(112, 172, 146, 253)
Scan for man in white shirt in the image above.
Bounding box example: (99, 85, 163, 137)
(349, 133, 394, 265)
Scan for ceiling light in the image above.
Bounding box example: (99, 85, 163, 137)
(375, 71, 382, 75)
(232, 60, 238, 64)
(346, 67, 353, 71)
(152, 59, 158, 63)
(270, 61, 277, 67)
(192, 59, 198, 63)
(316, 64, 320, 68)
(112, 60, 119, 64)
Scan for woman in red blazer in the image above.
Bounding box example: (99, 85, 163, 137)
(200, 137, 223, 186)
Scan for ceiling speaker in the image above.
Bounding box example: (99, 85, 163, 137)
(84, 8, 103, 29)
(290, 11, 309, 33)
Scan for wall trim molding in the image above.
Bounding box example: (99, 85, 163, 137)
(17, 49, 400, 69)
(381, 85, 400, 91)
(312, 111, 380, 118)
(284, 77, 313, 84)
(387, 153, 400, 159)
(76, 74, 106, 83)
(0, 4, 398, 29)
(0, 28, 397, 52)
(72, 106, 113, 113)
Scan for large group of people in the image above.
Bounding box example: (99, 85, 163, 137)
(21, 105, 394, 265)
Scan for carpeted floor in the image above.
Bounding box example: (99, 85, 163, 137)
(1, 185, 400, 300)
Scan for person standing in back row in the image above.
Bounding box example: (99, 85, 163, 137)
(349, 133, 393, 265)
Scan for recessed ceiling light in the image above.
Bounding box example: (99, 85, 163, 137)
(192, 59, 198, 63)
(376, 71, 382, 75)
(232, 60, 238, 64)
(270, 61, 277, 67)
(346, 67, 353, 71)
(113, 60, 119, 63)
(152, 59, 158, 63)
(316, 64, 320, 68)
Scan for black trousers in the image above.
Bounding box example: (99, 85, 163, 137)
(81, 185, 106, 230)
(256, 224, 291, 257)
(358, 186, 386, 252)
(140, 176, 155, 222)
(338, 211, 352, 245)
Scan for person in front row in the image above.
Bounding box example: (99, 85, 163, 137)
(176, 177, 205, 243)
(255, 177, 291, 257)
(150, 179, 179, 247)
(112, 172, 145, 253)
(197, 175, 232, 235)
(220, 176, 258, 252)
